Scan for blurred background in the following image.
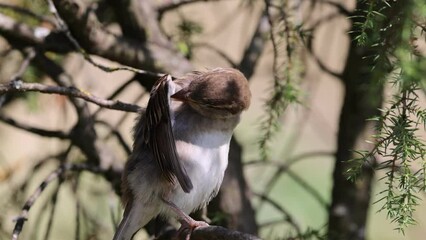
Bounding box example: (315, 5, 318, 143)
(0, 0, 425, 239)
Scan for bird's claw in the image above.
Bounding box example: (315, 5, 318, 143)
(176, 219, 209, 240)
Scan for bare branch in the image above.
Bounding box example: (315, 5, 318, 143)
(99, 77, 141, 106)
(305, 46, 342, 79)
(157, 0, 221, 16)
(32, 53, 119, 170)
(247, 152, 333, 211)
(190, 226, 261, 240)
(105, 0, 147, 42)
(0, 114, 68, 139)
(287, 169, 329, 209)
(0, 3, 54, 24)
(193, 42, 238, 67)
(96, 120, 132, 155)
(104, 0, 192, 86)
(11, 163, 108, 240)
(253, 192, 301, 235)
(0, 13, 73, 53)
(0, 10, 160, 78)
(321, 0, 351, 16)
(51, 0, 192, 75)
(157, 225, 262, 240)
(43, 178, 63, 240)
(0, 13, 46, 46)
(0, 80, 141, 112)
(46, 0, 162, 77)
(238, 9, 270, 79)
(49, 0, 154, 70)
(10, 48, 36, 81)
(245, 151, 333, 166)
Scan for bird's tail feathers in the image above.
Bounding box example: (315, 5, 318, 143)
(112, 202, 156, 240)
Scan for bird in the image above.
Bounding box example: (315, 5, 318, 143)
(113, 68, 251, 240)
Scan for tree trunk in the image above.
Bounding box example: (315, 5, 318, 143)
(327, 2, 385, 239)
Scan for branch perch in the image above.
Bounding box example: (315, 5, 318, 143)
(0, 80, 142, 112)
(157, 225, 262, 240)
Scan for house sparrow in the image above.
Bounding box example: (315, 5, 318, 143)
(113, 68, 251, 240)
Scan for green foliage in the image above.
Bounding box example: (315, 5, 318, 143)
(375, 88, 426, 233)
(347, 0, 426, 233)
(258, 0, 303, 161)
(352, 1, 388, 47)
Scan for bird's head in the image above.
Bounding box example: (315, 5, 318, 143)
(171, 68, 251, 119)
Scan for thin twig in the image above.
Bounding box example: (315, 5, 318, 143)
(75, 196, 81, 240)
(109, 194, 119, 233)
(253, 192, 301, 235)
(287, 169, 329, 208)
(11, 163, 106, 240)
(192, 42, 238, 67)
(320, 0, 351, 16)
(248, 151, 333, 211)
(104, 78, 139, 103)
(1, 47, 32, 108)
(157, 0, 221, 16)
(0, 81, 141, 112)
(0, 3, 54, 24)
(43, 177, 63, 240)
(0, 114, 68, 139)
(10, 48, 36, 81)
(245, 151, 333, 166)
(92, 77, 145, 117)
(46, 0, 162, 77)
(96, 120, 132, 155)
(73, 173, 81, 240)
(237, 8, 270, 79)
(304, 46, 342, 79)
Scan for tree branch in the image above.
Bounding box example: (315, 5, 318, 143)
(193, 42, 238, 67)
(0, 12, 73, 53)
(253, 192, 301, 235)
(157, 225, 261, 240)
(9, 48, 36, 81)
(0, 114, 68, 139)
(0, 80, 141, 112)
(237, 8, 270, 79)
(157, 0, 221, 17)
(104, 0, 147, 42)
(51, 0, 192, 75)
(320, 0, 351, 16)
(0, 3, 54, 24)
(11, 163, 109, 240)
(49, 0, 155, 70)
(190, 226, 261, 240)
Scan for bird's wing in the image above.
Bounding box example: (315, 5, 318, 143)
(143, 74, 193, 193)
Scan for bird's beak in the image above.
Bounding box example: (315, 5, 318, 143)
(171, 90, 187, 102)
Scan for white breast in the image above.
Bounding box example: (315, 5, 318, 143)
(164, 131, 231, 215)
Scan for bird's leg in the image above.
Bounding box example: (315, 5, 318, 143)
(200, 206, 211, 223)
(161, 198, 208, 240)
